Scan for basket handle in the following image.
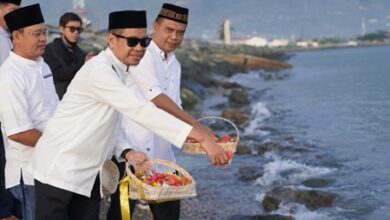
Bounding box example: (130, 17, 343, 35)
(198, 116, 240, 142)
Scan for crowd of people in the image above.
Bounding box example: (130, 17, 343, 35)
(0, 1, 229, 220)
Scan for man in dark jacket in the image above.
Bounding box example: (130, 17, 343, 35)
(43, 12, 94, 99)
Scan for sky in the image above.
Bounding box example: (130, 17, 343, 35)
(22, 0, 390, 40)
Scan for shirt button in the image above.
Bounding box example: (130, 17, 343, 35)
(147, 148, 150, 151)
(149, 89, 152, 92)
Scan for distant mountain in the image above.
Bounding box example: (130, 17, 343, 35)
(23, 0, 390, 40)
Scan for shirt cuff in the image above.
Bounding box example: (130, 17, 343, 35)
(120, 148, 133, 161)
(6, 124, 34, 136)
(145, 86, 163, 101)
(172, 123, 193, 149)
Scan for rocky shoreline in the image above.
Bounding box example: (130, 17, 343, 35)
(84, 37, 338, 219)
(175, 41, 339, 220)
(174, 39, 292, 124)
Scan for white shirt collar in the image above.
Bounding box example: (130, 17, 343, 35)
(149, 40, 174, 62)
(9, 51, 44, 68)
(105, 47, 131, 74)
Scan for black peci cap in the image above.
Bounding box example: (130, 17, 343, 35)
(157, 3, 188, 24)
(0, 0, 22, 6)
(108, 10, 147, 30)
(4, 3, 44, 33)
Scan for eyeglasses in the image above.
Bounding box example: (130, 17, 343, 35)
(65, 26, 84, 33)
(112, 33, 151, 48)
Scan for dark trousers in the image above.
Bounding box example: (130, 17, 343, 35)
(35, 176, 101, 220)
(106, 157, 180, 220)
(0, 128, 21, 219)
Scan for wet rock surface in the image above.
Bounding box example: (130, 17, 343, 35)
(238, 166, 264, 181)
(211, 53, 292, 71)
(228, 89, 250, 106)
(221, 109, 250, 125)
(257, 142, 310, 155)
(302, 178, 335, 188)
(228, 214, 294, 220)
(180, 88, 199, 111)
(262, 187, 337, 212)
(235, 144, 253, 155)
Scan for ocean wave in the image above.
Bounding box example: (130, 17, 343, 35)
(244, 101, 271, 135)
(255, 153, 336, 186)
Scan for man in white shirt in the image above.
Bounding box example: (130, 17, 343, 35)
(32, 10, 228, 220)
(0, 4, 58, 220)
(0, 1, 22, 219)
(109, 4, 207, 220)
(0, 0, 19, 63)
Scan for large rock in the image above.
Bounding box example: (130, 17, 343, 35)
(212, 53, 292, 71)
(262, 187, 337, 212)
(221, 81, 243, 89)
(262, 196, 280, 213)
(257, 142, 310, 155)
(180, 88, 199, 111)
(262, 72, 287, 81)
(228, 89, 250, 105)
(238, 166, 264, 182)
(228, 214, 294, 220)
(235, 144, 252, 155)
(302, 178, 335, 188)
(221, 109, 249, 125)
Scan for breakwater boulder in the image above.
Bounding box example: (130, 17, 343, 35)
(262, 187, 337, 212)
(229, 214, 294, 220)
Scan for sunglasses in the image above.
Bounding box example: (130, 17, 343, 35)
(65, 26, 84, 33)
(112, 33, 151, 48)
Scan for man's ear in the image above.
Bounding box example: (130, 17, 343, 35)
(11, 30, 21, 44)
(59, 26, 65, 35)
(107, 33, 116, 49)
(152, 21, 159, 33)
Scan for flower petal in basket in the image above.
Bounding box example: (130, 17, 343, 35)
(125, 159, 197, 202)
(183, 116, 239, 155)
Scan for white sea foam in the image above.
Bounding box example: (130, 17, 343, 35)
(256, 153, 336, 186)
(254, 192, 344, 220)
(276, 203, 337, 220)
(254, 192, 266, 202)
(244, 101, 271, 135)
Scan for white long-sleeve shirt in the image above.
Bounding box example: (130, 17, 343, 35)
(0, 52, 58, 188)
(121, 41, 182, 162)
(0, 26, 12, 64)
(32, 48, 192, 197)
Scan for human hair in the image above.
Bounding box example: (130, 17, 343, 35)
(154, 17, 163, 23)
(59, 12, 82, 27)
(108, 29, 124, 35)
(10, 28, 24, 41)
(0, 2, 9, 8)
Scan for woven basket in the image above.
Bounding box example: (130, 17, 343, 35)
(125, 159, 197, 202)
(183, 116, 240, 154)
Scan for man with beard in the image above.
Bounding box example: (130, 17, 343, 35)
(43, 12, 94, 100)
